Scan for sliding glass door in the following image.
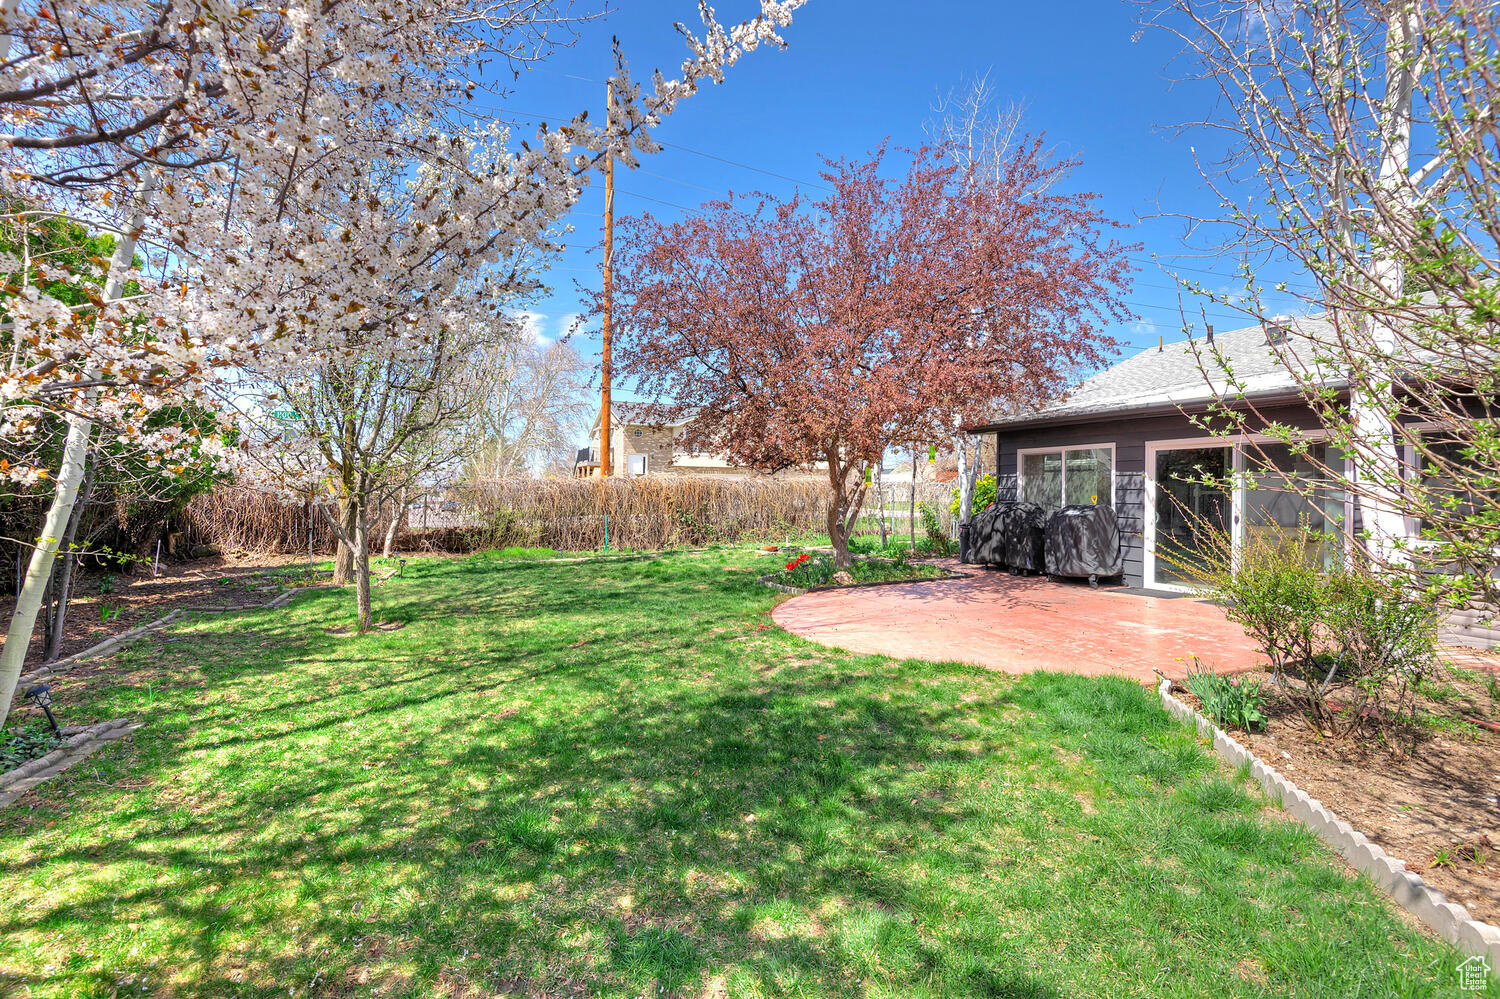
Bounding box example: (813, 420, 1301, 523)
(1151, 446, 1232, 587)
(1241, 442, 1345, 569)
(1148, 439, 1347, 590)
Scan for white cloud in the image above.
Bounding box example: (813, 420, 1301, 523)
(516, 309, 549, 345)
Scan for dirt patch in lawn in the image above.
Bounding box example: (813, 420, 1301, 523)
(0, 553, 317, 669)
(1178, 646, 1500, 926)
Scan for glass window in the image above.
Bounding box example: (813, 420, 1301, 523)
(1419, 433, 1500, 532)
(1065, 448, 1113, 507)
(1022, 452, 1062, 509)
(1021, 448, 1111, 511)
(1243, 442, 1345, 569)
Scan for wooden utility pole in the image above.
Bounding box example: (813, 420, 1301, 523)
(599, 82, 615, 477)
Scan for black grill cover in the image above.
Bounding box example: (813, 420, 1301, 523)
(1001, 502, 1048, 573)
(969, 504, 1006, 564)
(1044, 504, 1123, 579)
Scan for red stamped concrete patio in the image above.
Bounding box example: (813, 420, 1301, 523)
(771, 563, 1266, 682)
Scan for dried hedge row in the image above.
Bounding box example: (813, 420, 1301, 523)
(182, 488, 340, 555)
(184, 477, 838, 555)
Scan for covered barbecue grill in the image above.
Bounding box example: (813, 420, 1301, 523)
(1000, 502, 1048, 574)
(967, 503, 1006, 565)
(1044, 504, 1123, 587)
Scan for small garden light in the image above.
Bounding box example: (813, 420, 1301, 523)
(23, 683, 60, 737)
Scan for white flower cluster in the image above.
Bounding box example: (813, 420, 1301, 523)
(0, 0, 805, 486)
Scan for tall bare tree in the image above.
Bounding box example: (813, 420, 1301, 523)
(466, 335, 592, 480)
(925, 73, 1056, 543)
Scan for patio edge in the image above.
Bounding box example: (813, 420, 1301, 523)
(1157, 676, 1500, 965)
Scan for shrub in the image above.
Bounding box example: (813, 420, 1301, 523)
(919, 503, 954, 556)
(1208, 528, 1436, 735)
(1184, 664, 1266, 731)
(949, 473, 998, 519)
(1, 724, 60, 771)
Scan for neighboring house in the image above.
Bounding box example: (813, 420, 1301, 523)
(572, 402, 824, 480)
(968, 317, 1496, 646)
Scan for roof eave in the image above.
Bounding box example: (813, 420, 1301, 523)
(964, 385, 1325, 435)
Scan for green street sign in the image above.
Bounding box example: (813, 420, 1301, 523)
(271, 409, 303, 421)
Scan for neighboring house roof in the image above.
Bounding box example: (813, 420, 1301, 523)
(971, 315, 1340, 433)
(589, 402, 700, 433)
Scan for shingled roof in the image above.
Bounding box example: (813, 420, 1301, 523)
(589, 402, 701, 433)
(973, 315, 1336, 432)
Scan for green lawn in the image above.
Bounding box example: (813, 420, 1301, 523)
(0, 549, 1483, 997)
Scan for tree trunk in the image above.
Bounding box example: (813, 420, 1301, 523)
(909, 448, 918, 550)
(44, 446, 96, 662)
(381, 486, 407, 559)
(826, 456, 853, 571)
(956, 436, 971, 525)
(354, 496, 373, 632)
(0, 412, 91, 728)
(0, 158, 155, 727)
(333, 494, 356, 584)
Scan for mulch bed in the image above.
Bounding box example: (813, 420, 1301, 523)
(1176, 648, 1500, 926)
(0, 553, 315, 669)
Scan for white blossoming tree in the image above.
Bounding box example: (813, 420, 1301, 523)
(0, 0, 807, 723)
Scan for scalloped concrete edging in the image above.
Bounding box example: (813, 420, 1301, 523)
(0, 717, 141, 809)
(1157, 676, 1500, 963)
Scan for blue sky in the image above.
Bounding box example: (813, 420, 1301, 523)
(496, 1, 1303, 394)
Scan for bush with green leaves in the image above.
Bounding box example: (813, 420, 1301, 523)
(950, 473, 998, 519)
(1208, 528, 1436, 735)
(919, 503, 953, 556)
(1184, 664, 1266, 731)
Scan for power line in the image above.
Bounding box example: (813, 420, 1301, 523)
(617, 189, 696, 212)
(657, 141, 835, 193)
(1122, 300, 1250, 323)
(633, 167, 721, 197)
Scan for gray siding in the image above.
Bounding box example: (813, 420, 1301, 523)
(988, 403, 1324, 589)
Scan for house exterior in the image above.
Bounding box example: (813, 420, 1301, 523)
(968, 317, 1495, 647)
(572, 403, 825, 480)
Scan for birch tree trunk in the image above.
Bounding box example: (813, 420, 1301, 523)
(0, 163, 156, 728)
(44, 447, 96, 661)
(0, 413, 91, 728)
(956, 436, 973, 526)
(381, 486, 407, 559)
(908, 448, 918, 550)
